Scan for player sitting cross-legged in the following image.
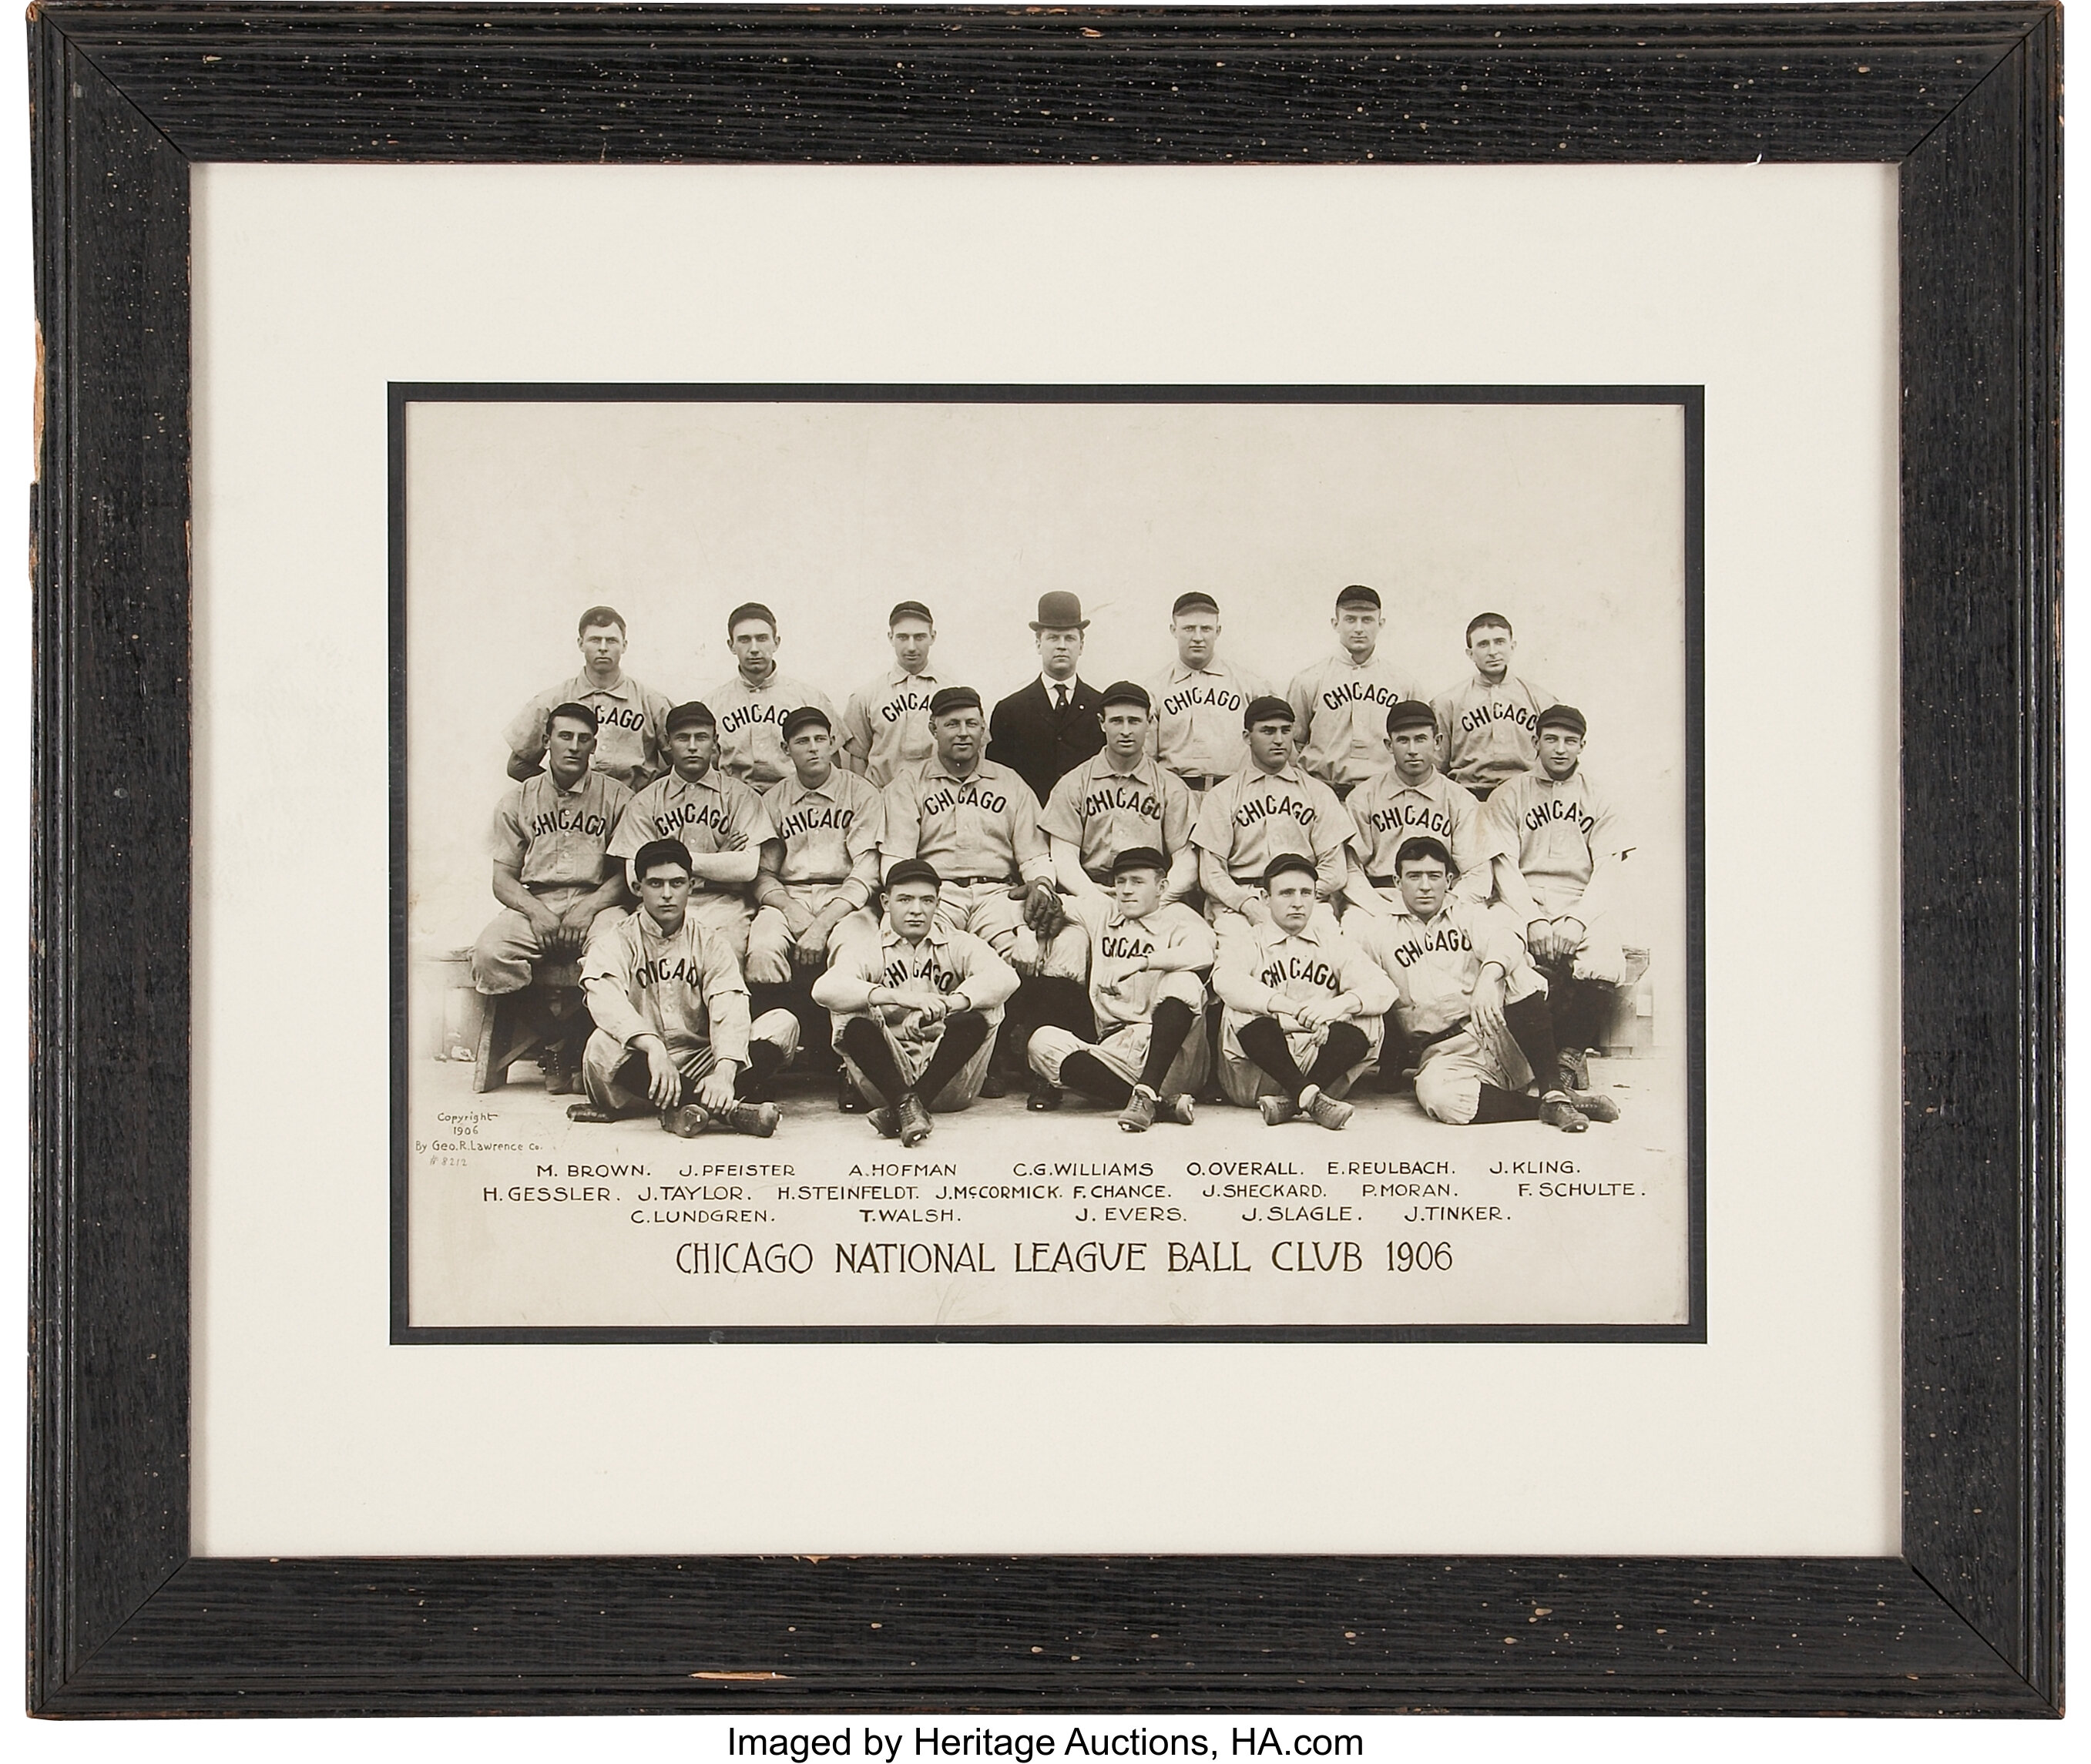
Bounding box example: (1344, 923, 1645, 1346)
(1020, 847, 1215, 1132)
(570, 839, 802, 1139)
(1349, 836, 1618, 1132)
(811, 860, 1020, 1148)
(1212, 853, 1396, 1130)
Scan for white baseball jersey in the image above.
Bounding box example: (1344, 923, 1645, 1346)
(840, 666, 945, 786)
(489, 769, 633, 890)
(1431, 671, 1554, 793)
(1146, 659, 1270, 782)
(881, 757, 1051, 884)
(1485, 766, 1633, 921)
(1190, 763, 1350, 890)
(1350, 897, 1534, 1041)
(581, 908, 750, 1065)
(1286, 652, 1425, 788)
(704, 670, 840, 788)
(1039, 753, 1197, 877)
(1344, 768, 1501, 898)
(610, 766, 773, 866)
(1062, 894, 1215, 1031)
(503, 672, 675, 789)
(1212, 917, 1397, 1022)
(812, 917, 1021, 1023)
(760, 766, 884, 904)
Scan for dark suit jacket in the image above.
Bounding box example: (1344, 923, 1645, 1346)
(988, 676, 1107, 807)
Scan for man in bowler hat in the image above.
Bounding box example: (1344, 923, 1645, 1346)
(988, 591, 1107, 806)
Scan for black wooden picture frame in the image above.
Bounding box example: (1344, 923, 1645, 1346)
(27, 2, 2061, 1716)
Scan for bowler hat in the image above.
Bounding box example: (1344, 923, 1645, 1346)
(1029, 591, 1090, 631)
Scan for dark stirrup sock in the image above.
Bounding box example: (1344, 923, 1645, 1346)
(837, 1015, 907, 1108)
(736, 1039, 788, 1095)
(1234, 1015, 1306, 1101)
(914, 1008, 991, 1106)
(1304, 1020, 1370, 1091)
(1503, 994, 1563, 1090)
(1136, 998, 1197, 1092)
(1472, 1082, 1544, 1123)
(1059, 1049, 1134, 1107)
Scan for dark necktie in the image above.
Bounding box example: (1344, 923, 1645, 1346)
(1053, 685, 1068, 713)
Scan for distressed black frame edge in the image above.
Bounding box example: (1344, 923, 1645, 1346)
(26, 1, 2062, 1719)
(385, 378, 1708, 1351)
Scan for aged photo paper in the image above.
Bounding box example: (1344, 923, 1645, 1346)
(397, 388, 1700, 1339)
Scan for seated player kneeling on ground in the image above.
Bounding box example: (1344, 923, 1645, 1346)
(811, 859, 1020, 1149)
(569, 838, 801, 1139)
(1349, 836, 1619, 1132)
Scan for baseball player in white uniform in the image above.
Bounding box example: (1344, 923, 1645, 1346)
(704, 600, 840, 789)
(1484, 703, 1635, 1092)
(1211, 853, 1397, 1129)
(840, 599, 946, 786)
(1145, 591, 1270, 792)
(570, 837, 802, 1139)
(1341, 699, 1507, 917)
(472, 702, 633, 1092)
(1190, 695, 1348, 952)
(812, 859, 1021, 1147)
(748, 705, 885, 985)
(1350, 835, 1616, 1130)
(1022, 847, 1215, 1131)
(1285, 584, 1424, 798)
(1040, 681, 1197, 904)
(880, 685, 1080, 979)
(503, 604, 674, 790)
(609, 700, 772, 961)
(1431, 612, 1554, 801)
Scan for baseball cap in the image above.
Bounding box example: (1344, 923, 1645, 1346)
(1264, 852, 1318, 887)
(664, 701, 715, 735)
(888, 599, 935, 626)
(1536, 704, 1588, 737)
(885, 858, 941, 892)
(1110, 846, 1166, 877)
(781, 704, 832, 740)
(1099, 680, 1151, 713)
(928, 686, 982, 717)
(1171, 592, 1220, 618)
(1335, 584, 1382, 611)
(1384, 699, 1435, 733)
(1243, 694, 1295, 730)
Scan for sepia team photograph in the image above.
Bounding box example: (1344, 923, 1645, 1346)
(395, 390, 1700, 1339)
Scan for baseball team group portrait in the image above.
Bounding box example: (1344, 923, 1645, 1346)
(398, 393, 1698, 1334)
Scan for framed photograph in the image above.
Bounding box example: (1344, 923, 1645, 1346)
(28, 1, 2059, 1717)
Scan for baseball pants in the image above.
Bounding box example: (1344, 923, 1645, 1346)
(471, 883, 602, 994)
(834, 1002, 1005, 1114)
(746, 881, 862, 986)
(581, 1010, 801, 1116)
(1026, 971, 1211, 1097)
(1217, 1009, 1384, 1108)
